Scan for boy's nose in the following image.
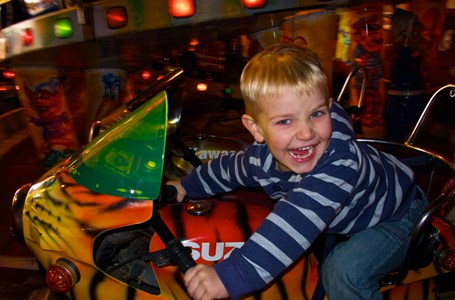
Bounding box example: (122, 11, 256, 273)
(296, 124, 314, 140)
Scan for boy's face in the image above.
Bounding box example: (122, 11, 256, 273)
(242, 90, 332, 174)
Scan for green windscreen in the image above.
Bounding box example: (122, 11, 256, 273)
(68, 91, 168, 200)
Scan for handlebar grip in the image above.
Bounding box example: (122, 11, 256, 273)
(151, 212, 197, 273)
(161, 185, 189, 204)
(161, 185, 178, 204)
(167, 239, 197, 273)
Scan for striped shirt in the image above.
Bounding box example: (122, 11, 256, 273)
(180, 102, 416, 298)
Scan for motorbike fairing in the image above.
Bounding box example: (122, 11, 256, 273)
(68, 91, 168, 200)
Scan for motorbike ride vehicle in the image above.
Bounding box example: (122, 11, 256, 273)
(10, 67, 455, 299)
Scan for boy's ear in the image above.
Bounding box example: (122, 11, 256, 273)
(241, 114, 265, 143)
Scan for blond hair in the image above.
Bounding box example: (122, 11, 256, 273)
(240, 43, 329, 115)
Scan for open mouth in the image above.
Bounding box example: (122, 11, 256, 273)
(288, 146, 314, 159)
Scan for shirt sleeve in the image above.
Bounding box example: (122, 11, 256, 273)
(181, 147, 262, 198)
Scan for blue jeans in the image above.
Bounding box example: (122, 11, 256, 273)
(321, 194, 428, 300)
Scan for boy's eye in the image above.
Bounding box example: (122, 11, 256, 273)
(276, 119, 291, 125)
(310, 111, 324, 118)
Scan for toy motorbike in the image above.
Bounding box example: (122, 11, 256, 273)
(10, 67, 455, 299)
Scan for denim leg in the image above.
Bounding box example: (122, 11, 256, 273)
(321, 196, 428, 300)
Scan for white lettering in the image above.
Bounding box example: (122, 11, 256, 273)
(208, 150, 221, 159)
(201, 242, 224, 261)
(197, 150, 207, 160)
(196, 150, 237, 161)
(182, 241, 245, 261)
(183, 241, 201, 260)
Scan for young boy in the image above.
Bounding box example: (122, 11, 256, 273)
(168, 43, 426, 300)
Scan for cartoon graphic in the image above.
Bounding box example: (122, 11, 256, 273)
(351, 12, 385, 128)
(94, 72, 125, 120)
(335, 10, 351, 64)
(24, 77, 78, 167)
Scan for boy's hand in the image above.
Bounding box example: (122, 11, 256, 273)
(184, 265, 229, 300)
(165, 180, 188, 202)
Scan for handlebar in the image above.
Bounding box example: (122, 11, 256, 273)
(160, 184, 178, 204)
(406, 84, 455, 146)
(336, 65, 366, 109)
(160, 184, 190, 205)
(151, 184, 196, 273)
(151, 212, 196, 273)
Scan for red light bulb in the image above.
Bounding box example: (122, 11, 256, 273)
(242, 0, 267, 9)
(169, 0, 195, 18)
(22, 28, 33, 46)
